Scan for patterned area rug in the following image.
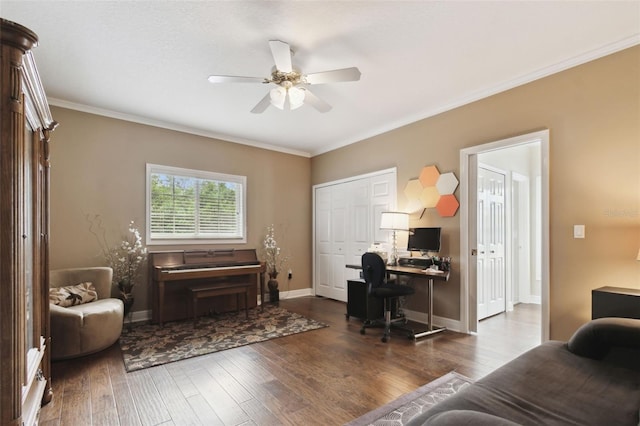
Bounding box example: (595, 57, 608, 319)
(119, 304, 328, 372)
(345, 371, 473, 426)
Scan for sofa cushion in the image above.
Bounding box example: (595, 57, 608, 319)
(49, 282, 98, 307)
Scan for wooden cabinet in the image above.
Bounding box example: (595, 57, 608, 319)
(592, 286, 640, 320)
(1, 19, 57, 425)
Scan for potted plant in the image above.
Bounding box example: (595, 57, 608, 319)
(262, 224, 289, 303)
(89, 216, 147, 324)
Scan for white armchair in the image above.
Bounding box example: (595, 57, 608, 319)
(49, 267, 124, 360)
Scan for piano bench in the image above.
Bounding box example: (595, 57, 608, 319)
(187, 282, 252, 327)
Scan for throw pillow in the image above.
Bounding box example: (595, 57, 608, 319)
(49, 282, 98, 307)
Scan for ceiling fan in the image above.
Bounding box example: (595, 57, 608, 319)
(207, 40, 361, 113)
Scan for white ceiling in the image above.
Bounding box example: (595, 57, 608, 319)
(2, 1, 639, 157)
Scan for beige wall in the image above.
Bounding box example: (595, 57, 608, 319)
(311, 45, 640, 340)
(49, 46, 640, 340)
(49, 107, 311, 311)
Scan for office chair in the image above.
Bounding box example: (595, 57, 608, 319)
(361, 252, 415, 342)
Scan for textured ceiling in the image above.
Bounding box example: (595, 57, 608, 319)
(2, 1, 639, 157)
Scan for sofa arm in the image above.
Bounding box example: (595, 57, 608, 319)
(567, 317, 640, 363)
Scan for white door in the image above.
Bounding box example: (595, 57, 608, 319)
(313, 169, 397, 302)
(370, 174, 395, 244)
(329, 184, 348, 300)
(348, 179, 370, 282)
(314, 186, 333, 298)
(477, 166, 506, 320)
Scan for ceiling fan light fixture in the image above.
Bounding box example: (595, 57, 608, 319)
(208, 40, 360, 113)
(269, 86, 286, 110)
(288, 86, 305, 110)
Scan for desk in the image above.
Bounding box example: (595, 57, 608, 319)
(346, 264, 450, 339)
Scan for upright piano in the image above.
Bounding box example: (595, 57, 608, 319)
(150, 248, 265, 326)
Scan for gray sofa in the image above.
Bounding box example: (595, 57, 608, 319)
(407, 317, 640, 426)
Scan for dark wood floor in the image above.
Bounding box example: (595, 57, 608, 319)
(39, 297, 540, 426)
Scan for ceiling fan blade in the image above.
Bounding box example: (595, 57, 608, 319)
(250, 92, 272, 114)
(269, 40, 293, 73)
(208, 75, 265, 84)
(302, 88, 332, 113)
(305, 67, 361, 85)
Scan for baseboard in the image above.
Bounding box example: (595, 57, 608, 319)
(403, 308, 462, 333)
(262, 287, 314, 303)
(528, 295, 541, 305)
(128, 309, 152, 323)
(517, 295, 542, 305)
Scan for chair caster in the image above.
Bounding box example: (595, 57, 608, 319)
(381, 335, 389, 343)
(360, 328, 366, 335)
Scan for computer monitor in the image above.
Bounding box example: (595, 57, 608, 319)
(407, 227, 441, 253)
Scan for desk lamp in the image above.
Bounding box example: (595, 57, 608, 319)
(380, 212, 409, 266)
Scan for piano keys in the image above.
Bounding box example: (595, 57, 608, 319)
(150, 248, 265, 326)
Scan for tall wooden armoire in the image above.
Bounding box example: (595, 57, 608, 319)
(1, 19, 57, 425)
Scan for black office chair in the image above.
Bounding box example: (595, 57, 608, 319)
(361, 252, 415, 342)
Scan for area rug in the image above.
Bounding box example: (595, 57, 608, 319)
(345, 371, 473, 426)
(119, 304, 328, 372)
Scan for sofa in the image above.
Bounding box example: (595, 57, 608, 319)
(49, 267, 124, 360)
(407, 317, 640, 426)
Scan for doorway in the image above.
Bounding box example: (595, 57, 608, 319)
(459, 130, 549, 341)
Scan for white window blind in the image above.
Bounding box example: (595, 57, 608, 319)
(146, 164, 246, 244)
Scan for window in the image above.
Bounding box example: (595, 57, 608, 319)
(146, 164, 246, 244)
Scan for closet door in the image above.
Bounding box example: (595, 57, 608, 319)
(329, 185, 348, 300)
(314, 184, 348, 300)
(314, 186, 333, 298)
(347, 179, 370, 282)
(313, 169, 397, 302)
(370, 172, 396, 244)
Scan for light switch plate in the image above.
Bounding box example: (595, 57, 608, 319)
(574, 224, 585, 239)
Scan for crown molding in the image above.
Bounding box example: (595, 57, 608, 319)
(48, 98, 312, 158)
(313, 34, 640, 157)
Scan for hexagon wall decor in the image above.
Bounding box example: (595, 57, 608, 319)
(436, 172, 459, 195)
(419, 165, 440, 187)
(420, 186, 440, 208)
(403, 179, 424, 212)
(436, 194, 460, 217)
(404, 164, 459, 217)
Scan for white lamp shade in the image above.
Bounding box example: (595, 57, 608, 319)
(270, 86, 286, 110)
(288, 86, 305, 110)
(380, 212, 409, 231)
